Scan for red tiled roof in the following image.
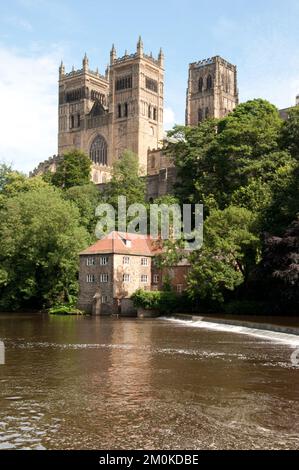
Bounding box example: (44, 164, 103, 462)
(80, 231, 162, 256)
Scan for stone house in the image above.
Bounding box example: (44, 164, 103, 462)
(78, 231, 190, 315)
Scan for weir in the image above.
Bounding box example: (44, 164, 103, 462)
(167, 317, 299, 347)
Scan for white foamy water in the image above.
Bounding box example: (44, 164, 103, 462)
(167, 318, 299, 347)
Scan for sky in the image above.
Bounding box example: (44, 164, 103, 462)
(0, 0, 299, 174)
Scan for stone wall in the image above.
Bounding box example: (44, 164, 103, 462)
(77, 253, 114, 315)
(30, 155, 63, 177)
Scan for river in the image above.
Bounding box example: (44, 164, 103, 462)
(0, 313, 298, 450)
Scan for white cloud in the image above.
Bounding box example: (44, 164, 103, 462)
(0, 45, 60, 174)
(164, 106, 176, 130)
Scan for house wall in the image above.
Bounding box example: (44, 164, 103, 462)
(77, 253, 114, 314)
(113, 254, 152, 299)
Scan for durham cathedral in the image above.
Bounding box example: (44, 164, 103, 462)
(32, 38, 239, 189)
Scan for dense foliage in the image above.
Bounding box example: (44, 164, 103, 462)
(166, 99, 299, 313)
(104, 150, 146, 208)
(256, 217, 299, 313)
(0, 168, 90, 311)
(51, 150, 92, 189)
(131, 289, 180, 315)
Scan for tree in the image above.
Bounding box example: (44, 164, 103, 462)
(187, 206, 260, 305)
(51, 150, 91, 189)
(0, 163, 13, 192)
(257, 217, 299, 312)
(280, 106, 299, 159)
(1, 173, 49, 196)
(105, 150, 146, 208)
(64, 183, 102, 236)
(166, 120, 219, 208)
(167, 100, 286, 213)
(0, 186, 89, 310)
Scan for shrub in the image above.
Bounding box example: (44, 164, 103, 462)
(48, 304, 86, 315)
(131, 289, 179, 315)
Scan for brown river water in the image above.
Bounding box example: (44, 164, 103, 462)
(0, 313, 298, 450)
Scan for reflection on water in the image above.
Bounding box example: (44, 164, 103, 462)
(0, 313, 298, 450)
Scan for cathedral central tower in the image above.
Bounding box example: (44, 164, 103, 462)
(57, 38, 164, 182)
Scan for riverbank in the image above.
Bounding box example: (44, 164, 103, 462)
(171, 313, 299, 337)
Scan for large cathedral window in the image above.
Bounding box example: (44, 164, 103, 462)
(89, 135, 108, 166)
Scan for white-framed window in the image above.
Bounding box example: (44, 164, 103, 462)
(86, 274, 96, 283)
(153, 274, 159, 284)
(141, 258, 148, 266)
(123, 274, 131, 282)
(100, 273, 108, 283)
(141, 275, 148, 283)
(99, 256, 108, 265)
(123, 256, 130, 265)
(86, 257, 95, 266)
(101, 295, 109, 303)
(176, 284, 183, 294)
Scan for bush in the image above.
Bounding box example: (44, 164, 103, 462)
(131, 289, 179, 315)
(48, 304, 86, 316)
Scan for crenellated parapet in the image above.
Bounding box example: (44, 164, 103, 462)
(110, 37, 164, 68)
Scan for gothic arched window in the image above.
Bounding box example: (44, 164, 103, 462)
(198, 77, 203, 92)
(207, 74, 213, 90)
(198, 108, 203, 123)
(89, 135, 108, 166)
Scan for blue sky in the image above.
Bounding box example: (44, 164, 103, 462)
(1, 0, 299, 173)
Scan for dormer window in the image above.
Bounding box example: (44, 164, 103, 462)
(121, 237, 132, 248)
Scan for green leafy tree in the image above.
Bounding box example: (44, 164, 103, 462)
(262, 161, 299, 234)
(167, 100, 285, 213)
(0, 163, 13, 192)
(187, 206, 260, 305)
(280, 106, 299, 158)
(0, 186, 89, 310)
(2, 173, 49, 196)
(105, 150, 146, 208)
(64, 183, 102, 236)
(166, 120, 219, 207)
(51, 150, 91, 189)
(256, 217, 299, 312)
